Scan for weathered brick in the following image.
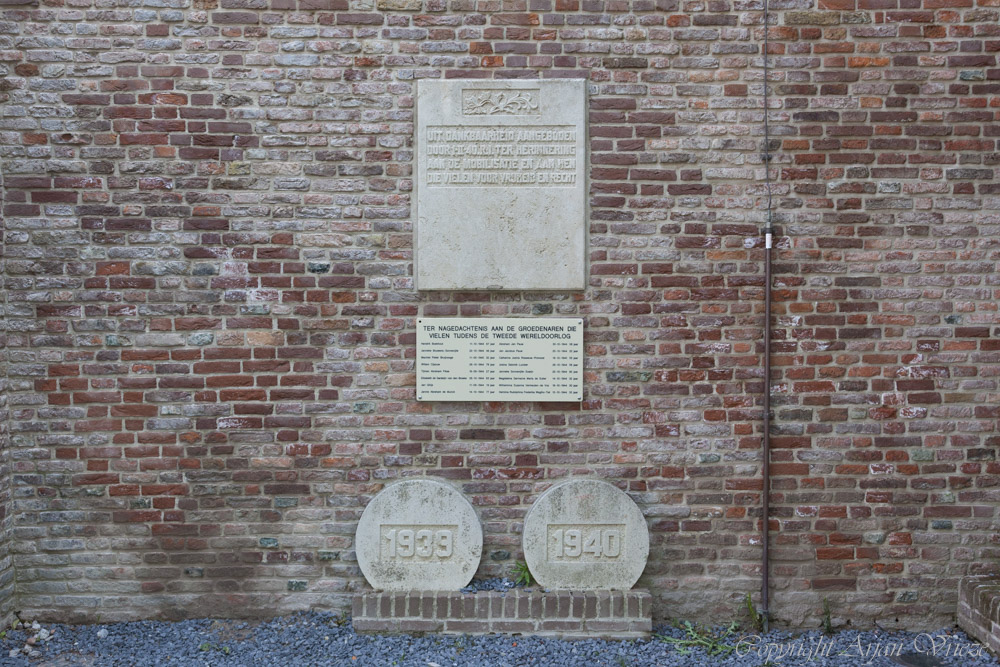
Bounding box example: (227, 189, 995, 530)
(0, 0, 995, 636)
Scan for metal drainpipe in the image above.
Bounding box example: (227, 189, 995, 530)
(761, 0, 774, 633)
(762, 225, 772, 632)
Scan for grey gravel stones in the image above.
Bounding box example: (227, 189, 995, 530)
(460, 577, 519, 593)
(0, 612, 996, 667)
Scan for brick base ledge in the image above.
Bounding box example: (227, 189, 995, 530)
(352, 589, 652, 640)
(959, 576, 1000, 655)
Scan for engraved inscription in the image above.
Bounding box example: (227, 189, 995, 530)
(462, 89, 539, 115)
(546, 524, 625, 562)
(380, 524, 457, 561)
(417, 318, 583, 402)
(425, 126, 577, 187)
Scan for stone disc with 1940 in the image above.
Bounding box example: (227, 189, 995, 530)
(355, 478, 483, 591)
(522, 479, 649, 590)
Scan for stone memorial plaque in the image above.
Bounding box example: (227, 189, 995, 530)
(522, 479, 649, 590)
(415, 79, 587, 291)
(417, 317, 583, 402)
(355, 479, 483, 591)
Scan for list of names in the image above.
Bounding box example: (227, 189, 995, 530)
(417, 318, 583, 402)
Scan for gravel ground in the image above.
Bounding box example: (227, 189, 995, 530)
(1, 583, 996, 667)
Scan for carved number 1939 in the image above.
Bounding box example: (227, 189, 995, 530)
(384, 528, 453, 559)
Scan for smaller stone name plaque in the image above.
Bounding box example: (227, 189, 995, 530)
(417, 318, 583, 402)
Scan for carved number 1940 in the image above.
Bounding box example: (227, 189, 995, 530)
(550, 527, 621, 560)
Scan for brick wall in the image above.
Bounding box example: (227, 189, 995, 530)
(959, 576, 1000, 655)
(0, 0, 998, 629)
(352, 589, 653, 638)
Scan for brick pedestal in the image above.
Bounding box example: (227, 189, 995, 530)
(352, 589, 652, 640)
(958, 576, 1000, 655)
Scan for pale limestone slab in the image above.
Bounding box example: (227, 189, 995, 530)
(415, 79, 587, 291)
(355, 479, 483, 591)
(522, 479, 649, 590)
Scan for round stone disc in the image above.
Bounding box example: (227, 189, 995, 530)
(522, 479, 649, 590)
(355, 479, 483, 591)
